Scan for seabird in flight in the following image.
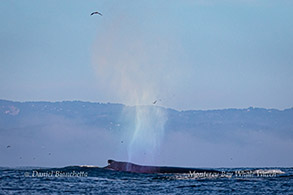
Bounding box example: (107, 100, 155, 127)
(153, 99, 162, 105)
(90, 11, 102, 16)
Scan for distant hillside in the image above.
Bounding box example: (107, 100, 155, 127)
(1, 99, 292, 137)
(1, 99, 293, 167)
(0, 100, 125, 131)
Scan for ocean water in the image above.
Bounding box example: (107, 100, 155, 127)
(0, 166, 292, 194)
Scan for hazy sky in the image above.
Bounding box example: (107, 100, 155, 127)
(1, 0, 292, 110)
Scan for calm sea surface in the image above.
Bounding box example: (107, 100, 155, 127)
(1, 166, 292, 194)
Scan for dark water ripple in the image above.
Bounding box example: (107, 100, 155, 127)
(0, 167, 292, 194)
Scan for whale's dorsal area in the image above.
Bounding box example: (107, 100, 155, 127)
(103, 159, 220, 174)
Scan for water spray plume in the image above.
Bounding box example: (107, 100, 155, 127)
(92, 15, 169, 165)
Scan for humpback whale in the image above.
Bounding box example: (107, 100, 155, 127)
(104, 159, 220, 174)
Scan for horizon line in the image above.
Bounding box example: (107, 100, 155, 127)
(0, 99, 292, 112)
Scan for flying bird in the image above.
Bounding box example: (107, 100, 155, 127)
(90, 11, 102, 16)
(153, 99, 162, 105)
